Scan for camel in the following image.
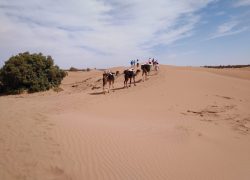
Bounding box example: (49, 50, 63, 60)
(115, 70, 120, 76)
(154, 63, 159, 71)
(141, 64, 151, 81)
(103, 71, 119, 93)
(153, 61, 159, 71)
(123, 69, 141, 88)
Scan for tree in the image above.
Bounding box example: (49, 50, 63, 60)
(0, 52, 67, 94)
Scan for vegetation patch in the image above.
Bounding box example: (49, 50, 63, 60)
(0, 52, 67, 94)
(203, 65, 250, 69)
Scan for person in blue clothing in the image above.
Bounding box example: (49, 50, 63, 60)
(130, 60, 133, 67)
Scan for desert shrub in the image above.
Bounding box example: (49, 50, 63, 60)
(0, 52, 67, 94)
(203, 65, 250, 69)
(0, 80, 3, 94)
(53, 87, 64, 93)
(86, 68, 91, 72)
(69, 67, 79, 71)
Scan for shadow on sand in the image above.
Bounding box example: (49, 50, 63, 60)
(135, 79, 142, 83)
(113, 87, 125, 91)
(89, 86, 126, 95)
(89, 91, 105, 95)
(89, 78, 143, 96)
(147, 72, 158, 76)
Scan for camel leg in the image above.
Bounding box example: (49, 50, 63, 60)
(129, 78, 131, 87)
(103, 86, 105, 94)
(124, 79, 127, 88)
(125, 77, 129, 88)
(108, 81, 110, 93)
(103, 79, 106, 94)
(111, 80, 114, 92)
(103, 84, 106, 94)
(133, 76, 136, 86)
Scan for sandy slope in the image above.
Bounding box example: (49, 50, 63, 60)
(0, 65, 250, 180)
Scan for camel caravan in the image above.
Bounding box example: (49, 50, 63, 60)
(102, 58, 159, 94)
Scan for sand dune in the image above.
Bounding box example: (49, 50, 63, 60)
(1, 65, 250, 180)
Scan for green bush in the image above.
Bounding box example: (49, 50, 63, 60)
(0, 80, 4, 94)
(69, 67, 79, 71)
(0, 52, 67, 94)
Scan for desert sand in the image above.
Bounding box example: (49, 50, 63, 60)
(1, 65, 250, 180)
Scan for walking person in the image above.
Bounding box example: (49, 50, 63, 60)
(130, 60, 133, 67)
(136, 59, 139, 68)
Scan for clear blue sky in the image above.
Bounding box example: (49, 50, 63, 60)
(0, 0, 250, 68)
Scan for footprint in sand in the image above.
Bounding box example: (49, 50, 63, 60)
(15, 174, 27, 180)
(48, 166, 72, 180)
(197, 132, 203, 137)
(50, 166, 64, 175)
(233, 117, 250, 134)
(18, 147, 31, 153)
(215, 95, 233, 100)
